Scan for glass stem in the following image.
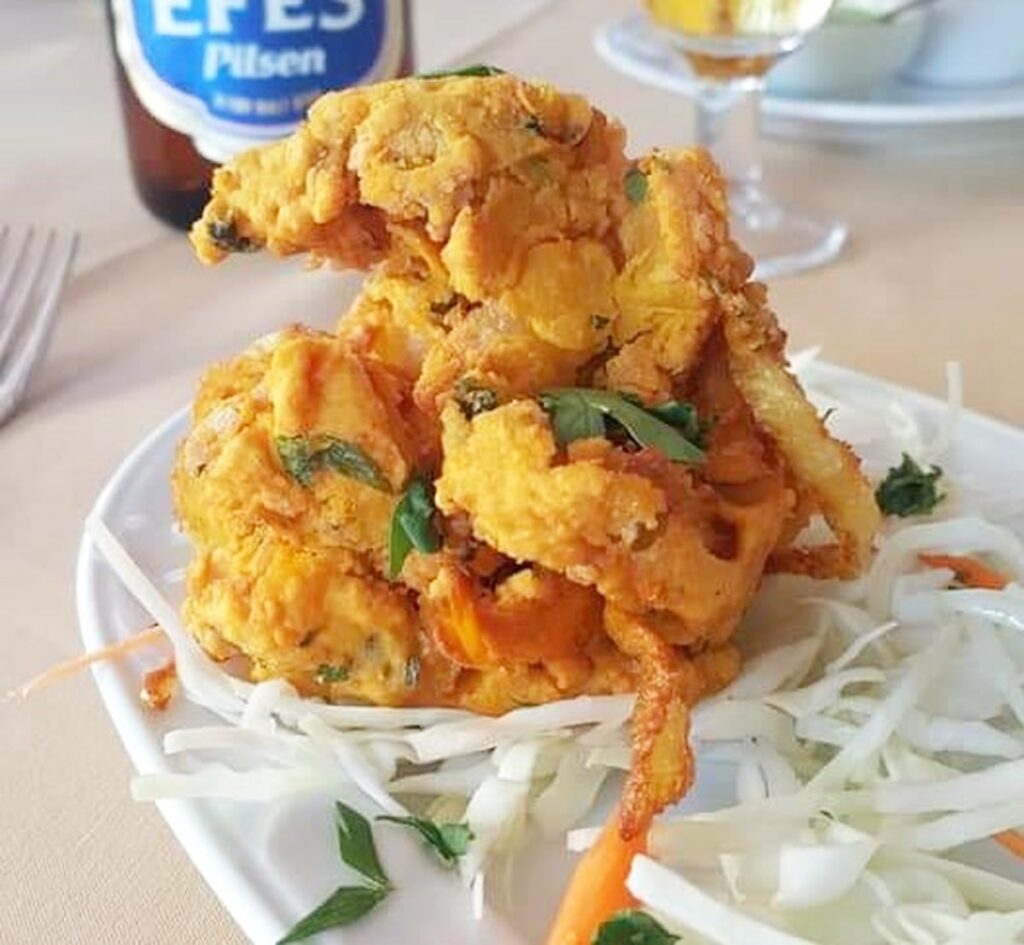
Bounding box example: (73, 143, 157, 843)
(693, 77, 764, 207)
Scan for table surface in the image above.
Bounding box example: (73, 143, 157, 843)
(2, 1, 1022, 943)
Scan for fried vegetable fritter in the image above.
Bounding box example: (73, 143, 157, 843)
(177, 71, 879, 835)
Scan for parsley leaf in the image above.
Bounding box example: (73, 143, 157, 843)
(377, 815, 473, 867)
(539, 389, 606, 444)
(876, 452, 945, 517)
(277, 803, 392, 943)
(593, 910, 679, 945)
(335, 802, 391, 890)
(539, 389, 705, 464)
(419, 63, 505, 78)
(316, 664, 348, 684)
(388, 478, 443, 579)
(623, 167, 648, 205)
(454, 378, 499, 418)
(277, 885, 389, 945)
(206, 219, 261, 254)
(318, 440, 390, 491)
(646, 399, 703, 444)
(276, 436, 390, 492)
(276, 436, 315, 486)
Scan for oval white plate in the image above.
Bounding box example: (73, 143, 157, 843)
(76, 360, 1024, 944)
(596, 15, 1024, 134)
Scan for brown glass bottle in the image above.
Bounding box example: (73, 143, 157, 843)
(105, 2, 414, 231)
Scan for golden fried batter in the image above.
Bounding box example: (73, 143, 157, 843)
(191, 74, 623, 269)
(175, 327, 652, 714)
(178, 71, 880, 829)
(435, 342, 792, 647)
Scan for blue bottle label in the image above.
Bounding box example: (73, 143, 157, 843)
(111, 0, 405, 161)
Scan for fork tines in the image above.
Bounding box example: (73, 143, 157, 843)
(0, 226, 79, 424)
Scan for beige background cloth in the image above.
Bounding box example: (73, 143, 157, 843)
(1, 1, 1021, 942)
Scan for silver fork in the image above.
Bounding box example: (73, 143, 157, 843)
(0, 227, 79, 425)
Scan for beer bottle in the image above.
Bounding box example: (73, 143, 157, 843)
(105, 1, 413, 229)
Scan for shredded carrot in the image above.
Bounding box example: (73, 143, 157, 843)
(546, 806, 647, 945)
(140, 658, 178, 711)
(9, 625, 166, 699)
(918, 553, 1008, 590)
(995, 830, 1024, 860)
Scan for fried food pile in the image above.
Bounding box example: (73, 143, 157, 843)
(178, 72, 879, 835)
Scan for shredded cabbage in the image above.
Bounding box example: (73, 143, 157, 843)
(89, 367, 1024, 935)
(531, 746, 608, 837)
(773, 822, 879, 910)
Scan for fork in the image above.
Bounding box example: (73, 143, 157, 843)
(0, 227, 79, 425)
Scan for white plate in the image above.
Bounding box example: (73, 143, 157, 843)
(76, 361, 1024, 944)
(596, 15, 1024, 138)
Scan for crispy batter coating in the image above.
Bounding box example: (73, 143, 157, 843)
(721, 293, 882, 577)
(180, 72, 880, 828)
(190, 75, 623, 267)
(174, 328, 640, 714)
(604, 606, 694, 840)
(435, 343, 792, 646)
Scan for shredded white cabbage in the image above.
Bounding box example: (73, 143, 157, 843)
(531, 746, 608, 837)
(805, 626, 957, 791)
(628, 854, 820, 945)
(619, 374, 1024, 943)
(773, 822, 879, 910)
(89, 366, 1024, 935)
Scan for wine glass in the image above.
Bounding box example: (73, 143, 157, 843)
(646, 0, 848, 279)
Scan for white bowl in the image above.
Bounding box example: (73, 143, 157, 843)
(768, 9, 928, 99)
(900, 0, 1024, 87)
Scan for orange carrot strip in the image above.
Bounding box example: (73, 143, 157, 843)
(140, 658, 178, 712)
(996, 830, 1024, 860)
(9, 625, 166, 699)
(546, 806, 647, 945)
(918, 553, 1008, 590)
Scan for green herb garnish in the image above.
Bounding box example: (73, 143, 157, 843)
(646, 399, 704, 445)
(454, 378, 499, 418)
(278, 885, 388, 945)
(593, 910, 679, 945)
(316, 664, 349, 684)
(276, 436, 315, 486)
(206, 219, 261, 253)
(377, 815, 473, 867)
(539, 389, 607, 444)
(276, 435, 390, 492)
(277, 802, 391, 944)
(388, 478, 443, 579)
(524, 114, 545, 134)
(335, 801, 391, 889)
(875, 452, 944, 517)
(623, 167, 648, 205)
(419, 63, 505, 79)
(591, 314, 611, 330)
(538, 388, 705, 464)
(319, 440, 390, 491)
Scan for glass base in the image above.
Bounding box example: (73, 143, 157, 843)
(730, 189, 848, 281)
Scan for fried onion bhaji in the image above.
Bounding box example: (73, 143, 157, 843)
(179, 72, 880, 835)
